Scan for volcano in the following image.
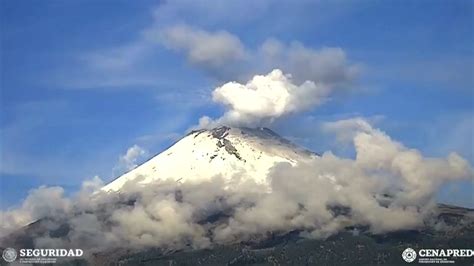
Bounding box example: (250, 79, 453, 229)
(2, 127, 473, 266)
(103, 126, 318, 192)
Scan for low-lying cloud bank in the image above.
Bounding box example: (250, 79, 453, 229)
(1, 118, 472, 254)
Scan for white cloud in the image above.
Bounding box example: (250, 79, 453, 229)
(199, 69, 335, 128)
(113, 145, 148, 176)
(149, 26, 362, 128)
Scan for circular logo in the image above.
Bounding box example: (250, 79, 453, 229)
(2, 248, 17, 262)
(402, 248, 417, 263)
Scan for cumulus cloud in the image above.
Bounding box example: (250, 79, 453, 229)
(155, 26, 362, 128)
(1, 118, 472, 255)
(199, 69, 335, 128)
(113, 145, 148, 176)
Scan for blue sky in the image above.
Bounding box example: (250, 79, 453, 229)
(1, 0, 472, 208)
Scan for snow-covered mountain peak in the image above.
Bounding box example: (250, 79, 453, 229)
(102, 126, 318, 192)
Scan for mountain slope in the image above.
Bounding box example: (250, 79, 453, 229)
(2, 204, 472, 265)
(103, 126, 318, 192)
